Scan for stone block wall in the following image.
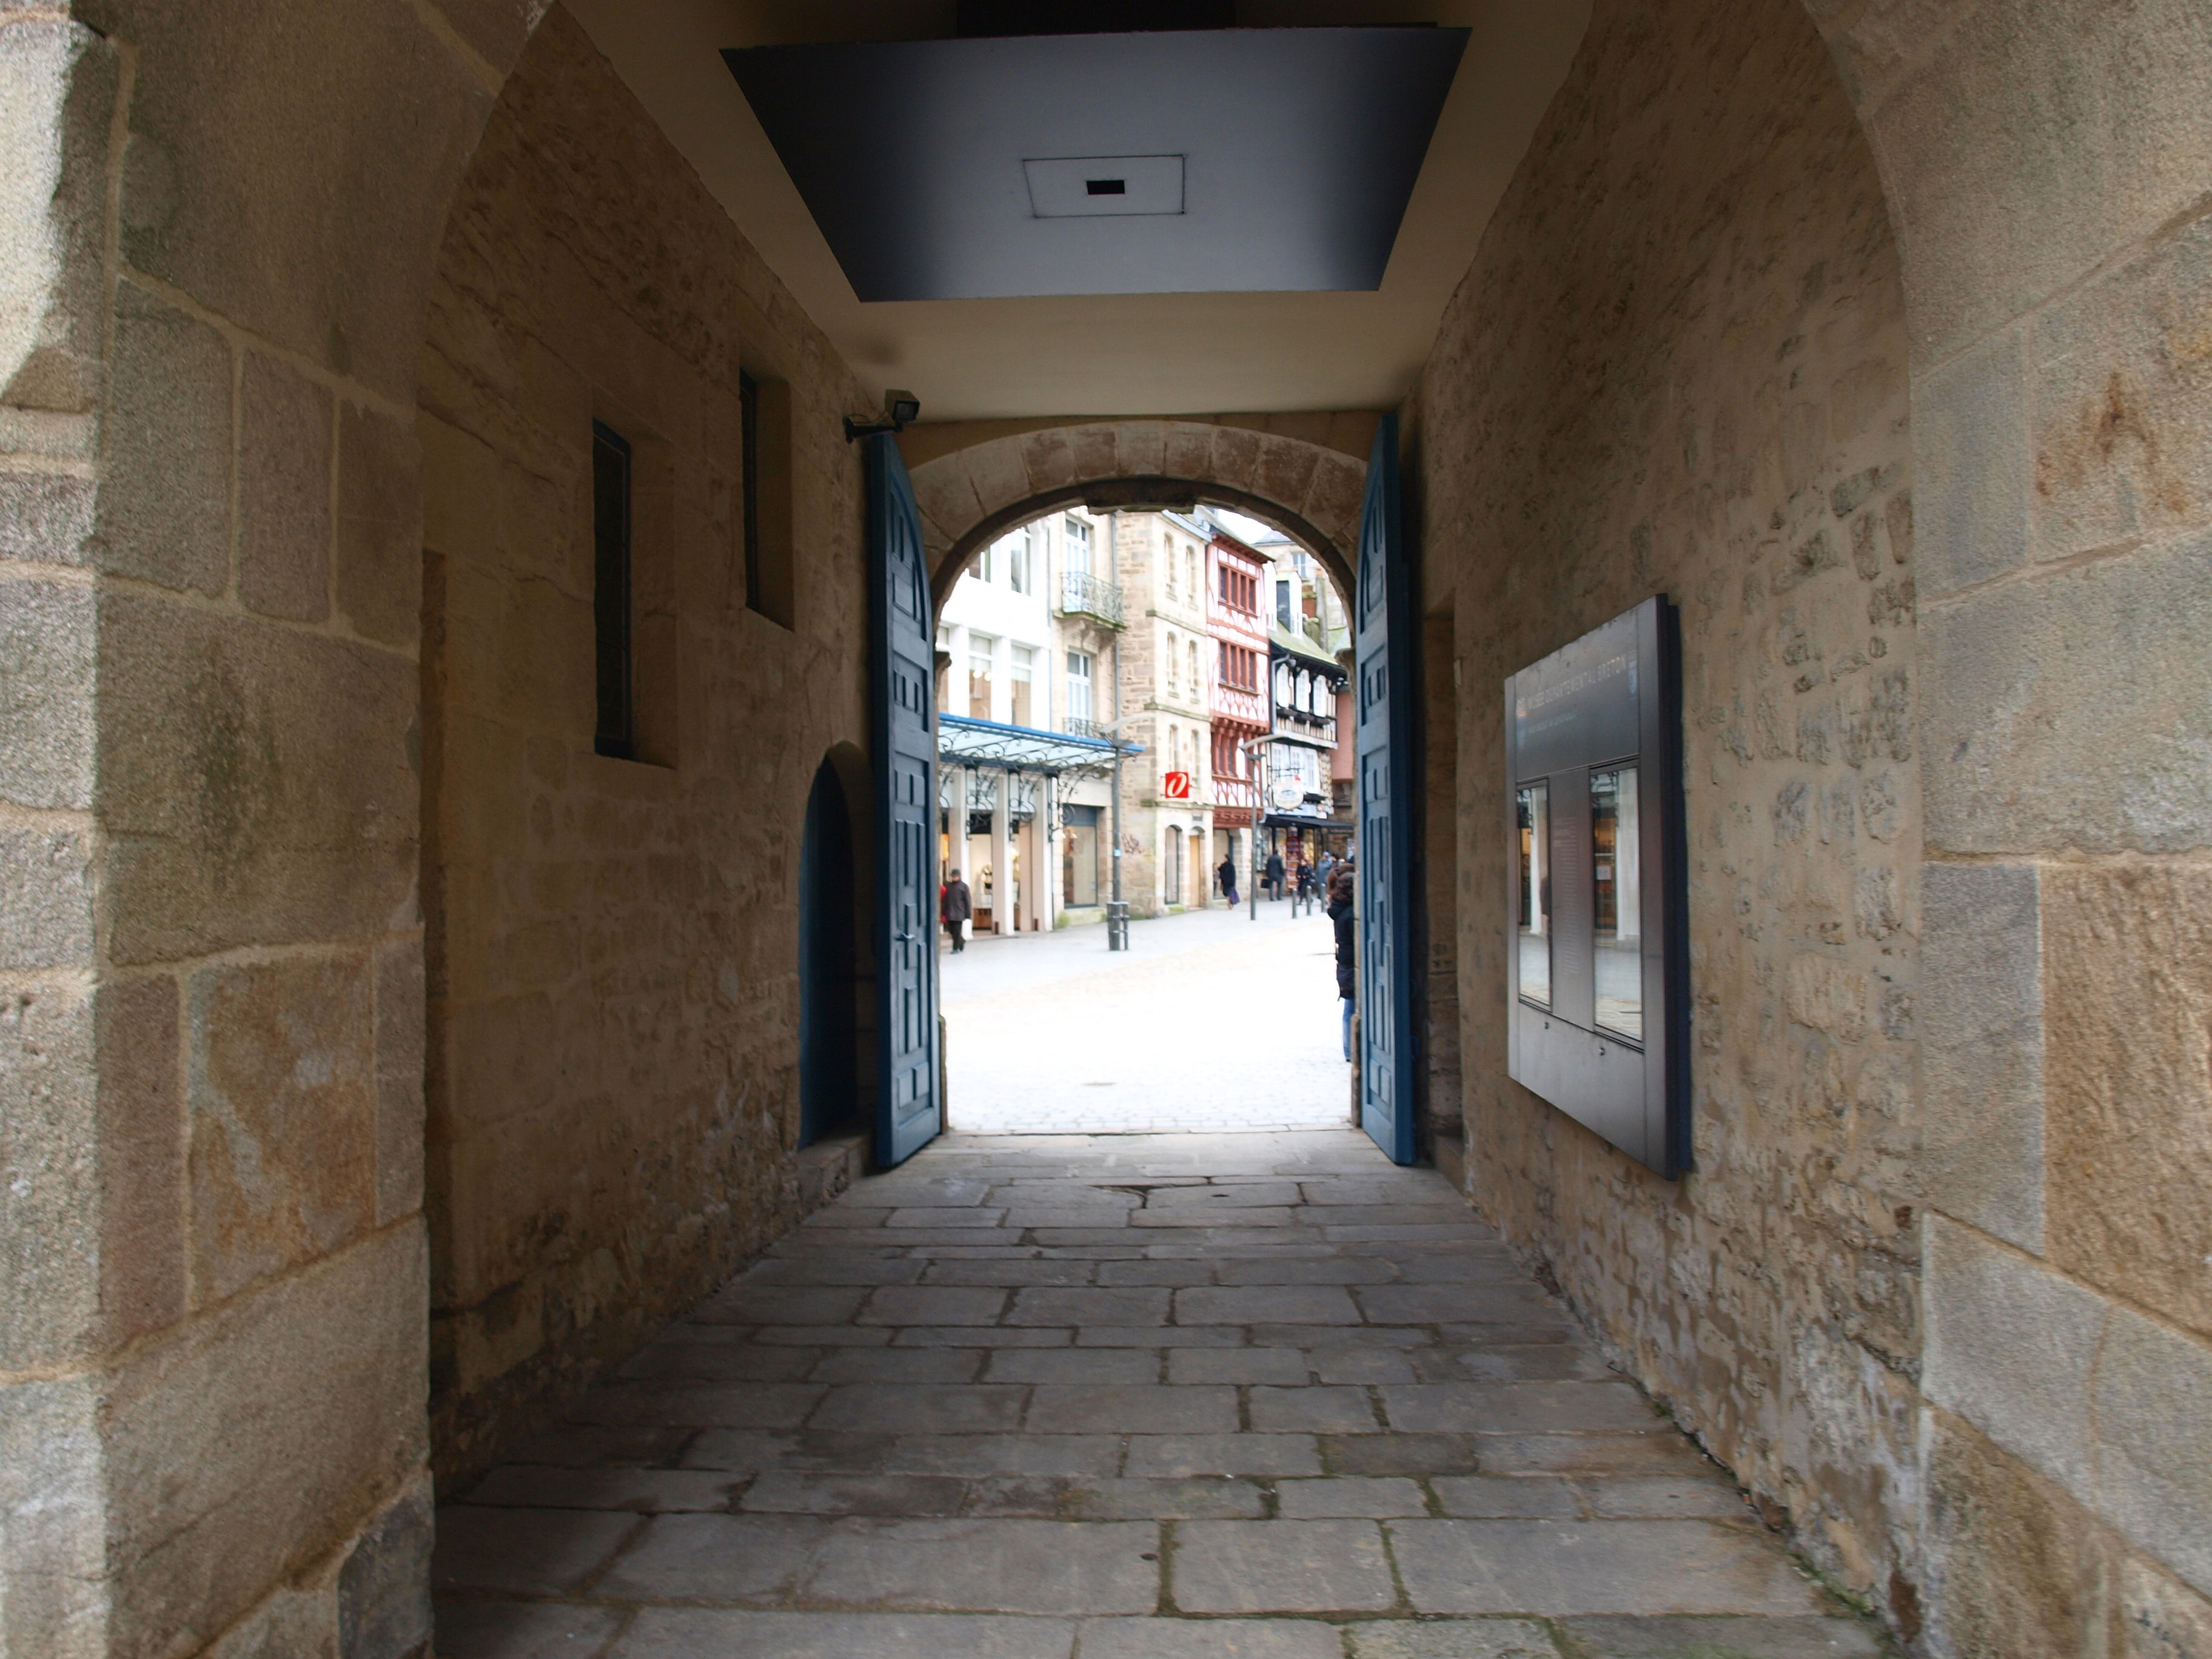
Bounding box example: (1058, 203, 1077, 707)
(1418, 0, 2212, 1649)
(1, 1, 507, 1651)
(416, 8, 871, 1479)
(1415, 0, 1923, 1619)
(1828, 0, 2212, 1651)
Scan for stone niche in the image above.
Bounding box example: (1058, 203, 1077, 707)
(1416, 0, 1919, 1614)
(417, 8, 872, 1478)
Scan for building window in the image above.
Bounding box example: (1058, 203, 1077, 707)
(1008, 525, 1033, 594)
(1276, 578, 1293, 629)
(1166, 827, 1184, 904)
(591, 420, 632, 759)
(1067, 650, 1093, 725)
(969, 634, 996, 720)
(1064, 514, 1091, 576)
(1010, 643, 1036, 727)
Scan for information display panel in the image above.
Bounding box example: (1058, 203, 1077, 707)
(1504, 597, 1688, 1178)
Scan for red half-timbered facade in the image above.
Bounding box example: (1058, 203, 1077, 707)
(1207, 528, 1271, 831)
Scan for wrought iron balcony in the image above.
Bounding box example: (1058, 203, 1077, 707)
(1058, 570, 1126, 628)
(1062, 716, 1109, 740)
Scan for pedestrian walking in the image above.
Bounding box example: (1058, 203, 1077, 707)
(1295, 860, 1316, 915)
(941, 868, 972, 953)
(1265, 848, 1285, 901)
(1316, 850, 1336, 893)
(1327, 860, 1357, 1059)
(1216, 853, 1239, 906)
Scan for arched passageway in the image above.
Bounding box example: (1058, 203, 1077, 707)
(1, 2, 2207, 1655)
(904, 417, 1371, 606)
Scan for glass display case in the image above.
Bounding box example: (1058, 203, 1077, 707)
(1503, 597, 1687, 1178)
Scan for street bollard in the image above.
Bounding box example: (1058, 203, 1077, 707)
(1106, 900, 1130, 951)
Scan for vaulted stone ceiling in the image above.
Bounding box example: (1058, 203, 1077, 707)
(563, 0, 1589, 418)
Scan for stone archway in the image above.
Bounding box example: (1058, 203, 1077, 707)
(904, 417, 1374, 603)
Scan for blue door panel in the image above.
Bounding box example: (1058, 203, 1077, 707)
(1355, 414, 1419, 1165)
(868, 435, 941, 1167)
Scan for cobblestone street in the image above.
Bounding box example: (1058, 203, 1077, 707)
(433, 1130, 1883, 1657)
(942, 902, 1352, 1134)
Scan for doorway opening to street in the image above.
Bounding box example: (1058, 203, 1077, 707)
(911, 482, 1392, 1148)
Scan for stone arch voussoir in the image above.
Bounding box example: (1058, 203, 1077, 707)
(907, 419, 1370, 606)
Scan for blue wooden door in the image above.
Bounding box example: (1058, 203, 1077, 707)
(1355, 414, 1419, 1164)
(867, 434, 941, 1167)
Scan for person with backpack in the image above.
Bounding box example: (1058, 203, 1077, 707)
(1328, 860, 1357, 1060)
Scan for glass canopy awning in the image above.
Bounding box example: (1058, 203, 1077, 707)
(937, 714, 1132, 776)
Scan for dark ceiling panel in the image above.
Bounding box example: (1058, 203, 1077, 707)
(723, 27, 1468, 302)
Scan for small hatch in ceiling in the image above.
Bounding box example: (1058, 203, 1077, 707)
(1026, 155, 1183, 218)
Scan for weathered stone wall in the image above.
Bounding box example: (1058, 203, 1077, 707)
(1416, 0, 1922, 1617)
(1822, 0, 2212, 1651)
(1, 2, 518, 1652)
(416, 9, 871, 1478)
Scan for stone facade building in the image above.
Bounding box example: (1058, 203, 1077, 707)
(2, 3, 2209, 1657)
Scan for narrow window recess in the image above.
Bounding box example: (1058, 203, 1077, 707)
(739, 369, 795, 628)
(739, 370, 762, 615)
(1085, 178, 1126, 196)
(591, 419, 633, 759)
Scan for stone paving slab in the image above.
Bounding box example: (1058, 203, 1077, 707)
(434, 1131, 1884, 1658)
(1389, 1519, 1826, 1617)
(612, 1608, 1075, 1657)
(1173, 1518, 1398, 1613)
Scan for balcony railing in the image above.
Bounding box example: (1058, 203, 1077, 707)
(1062, 716, 1109, 740)
(1058, 570, 1126, 628)
(1274, 709, 1338, 747)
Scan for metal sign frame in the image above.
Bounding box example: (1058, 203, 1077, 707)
(1503, 596, 1689, 1179)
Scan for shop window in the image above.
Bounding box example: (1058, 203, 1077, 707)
(1592, 766, 1642, 1041)
(1517, 781, 1552, 1007)
(1064, 803, 1100, 905)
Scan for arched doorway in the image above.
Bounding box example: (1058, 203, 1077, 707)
(797, 749, 862, 1148)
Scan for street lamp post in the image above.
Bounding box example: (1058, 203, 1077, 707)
(1090, 712, 1144, 952)
(1239, 733, 1300, 922)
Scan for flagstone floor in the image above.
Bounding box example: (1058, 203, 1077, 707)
(432, 1130, 1887, 1658)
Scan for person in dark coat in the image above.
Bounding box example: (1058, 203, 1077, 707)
(941, 868, 972, 952)
(1265, 848, 1285, 900)
(1216, 854, 1238, 905)
(1327, 862, 1356, 1060)
(1294, 859, 1316, 914)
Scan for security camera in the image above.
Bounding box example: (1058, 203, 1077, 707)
(844, 389, 922, 443)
